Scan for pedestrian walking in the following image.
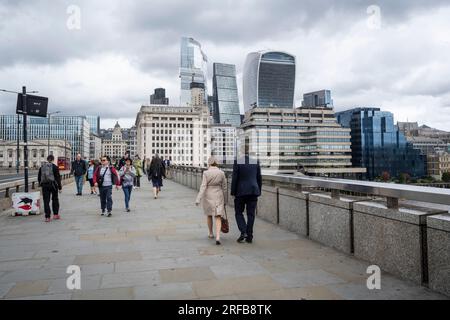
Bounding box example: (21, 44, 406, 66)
(133, 155, 143, 189)
(71, 153, 87, 196)
(148, 154, 166, 199)
(164, 157, 171, 179)
(93, 156, 121, 217)
(231, 146, 262, 244)
(119, 158, 136, 212)
(87, 160, 97, 195)
(38, 155, 62, 223)
(195, 157, 227, 245)
(117, 152, 130, 171)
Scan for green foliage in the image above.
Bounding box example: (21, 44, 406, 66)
(442, 172, 450, 183)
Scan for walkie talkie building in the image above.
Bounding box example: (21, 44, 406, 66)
(243, 51, 296, 112)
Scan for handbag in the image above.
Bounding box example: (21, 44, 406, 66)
(221, 206, 229, 234)
(98, 166, 109, 187)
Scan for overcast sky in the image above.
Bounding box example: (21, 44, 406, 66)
(1, 0, 450, 130)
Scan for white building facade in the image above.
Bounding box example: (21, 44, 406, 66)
(101, 122, 128, 163)
(0, 139, 72, 169)
(136, 105, 211, 167)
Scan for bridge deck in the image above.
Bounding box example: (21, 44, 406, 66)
(0, 179, 446, 300)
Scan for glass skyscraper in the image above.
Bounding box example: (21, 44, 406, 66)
(85, 115, 100, 135)
(212, 63, 241, 127)
(243, 51, 296, 112)
(336, 108, 426, 180)
(180, 37, 208, 106)
(150, 88, 169, 105)
(302, 90, 333, 108)
(0, 114, 90, 160)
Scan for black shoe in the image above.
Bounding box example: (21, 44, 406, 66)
(237, 235, 246, 243)
(101, 211, 105, 216)
(107, 212, 112, 217)
(126, 208, 130, 212)
(245, 237, 253, 244)
(216, 240, 221, 246)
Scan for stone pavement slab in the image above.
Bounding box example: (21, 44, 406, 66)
(0, 179, 448, 300)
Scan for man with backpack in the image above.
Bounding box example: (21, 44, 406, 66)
(38, 154, 62, 223)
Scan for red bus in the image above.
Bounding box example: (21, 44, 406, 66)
(57, 157, 70, 171)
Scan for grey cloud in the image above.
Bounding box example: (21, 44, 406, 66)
(1, 0, 450, 130)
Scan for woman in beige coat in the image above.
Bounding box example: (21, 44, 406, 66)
(195, 157, 227, 245)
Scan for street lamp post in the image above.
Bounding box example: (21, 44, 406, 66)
(16, 114, 20, 174)
(1, 87, 39, 192)
(22, 86, 29, 192)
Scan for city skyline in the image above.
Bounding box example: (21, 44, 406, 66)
(1, 1, 450, 131)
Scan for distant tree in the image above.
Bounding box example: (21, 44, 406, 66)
(442, 172, 450, 183)
(399, 173, 411, 184)
(381, 171, 390, 182)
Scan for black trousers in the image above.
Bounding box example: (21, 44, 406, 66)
(42, 185, 59, 218)
(234, 196, 258, 240)
(134, 176, 141, 187)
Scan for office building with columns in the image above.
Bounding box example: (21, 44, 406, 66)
(135, 105, 211, 167)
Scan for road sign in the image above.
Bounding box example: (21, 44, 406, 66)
(16, 94, 49, 117)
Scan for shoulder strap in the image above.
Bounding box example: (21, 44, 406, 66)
(101, 166, 109, 178)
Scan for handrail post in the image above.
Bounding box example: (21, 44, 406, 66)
(386, 197, 399, 209)
(331, 189, 340, 200)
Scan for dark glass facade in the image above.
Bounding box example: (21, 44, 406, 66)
(258, 52, 295, 108)
(212, 63, 241, 127)
(180, 37, 208, 106)
(302, 90, 333, 108)
(336, 108, 426, 180)
(85, 115, 100, 135)
(150, 88, 169, 105)
(243, 51, 296, 112)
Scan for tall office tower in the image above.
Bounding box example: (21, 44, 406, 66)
(0, 114, 90, 160)
(212, 63, 241, 127)
(180, 37, 208, 106)
(243, 51, 296, 112)
(150, 88, 169, 105)
(85, 115, 100, 135)
(336, 108, 426, 180)
(190, 82, 206, 107)
(302, 90, 333, 108)
(207, 95, 215, 117)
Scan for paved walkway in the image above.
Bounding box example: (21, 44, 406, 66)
(0, 179, 447, 300)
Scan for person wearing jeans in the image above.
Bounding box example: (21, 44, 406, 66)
(231, 151, 262, 244)
(71, 153, 87, 196)
(93, 156, 120, 217)
(119, 158, 136, 212)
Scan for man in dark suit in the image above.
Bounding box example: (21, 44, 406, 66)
(231, 148, 262, 244)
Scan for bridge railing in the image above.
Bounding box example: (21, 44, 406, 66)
(169, 165, 450, 297)
(0, 171, 73, 211)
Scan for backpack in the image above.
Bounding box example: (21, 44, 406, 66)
(41, 163, 55, 184)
